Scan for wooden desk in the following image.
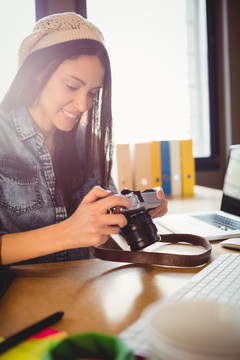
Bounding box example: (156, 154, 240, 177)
(0, 186, 234, 338)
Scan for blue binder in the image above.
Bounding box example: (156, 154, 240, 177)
(160, 141, 171, 195)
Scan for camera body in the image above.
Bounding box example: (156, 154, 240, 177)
(116, 189, 161, 252)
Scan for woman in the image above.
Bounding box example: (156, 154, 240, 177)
(0, 12, 167, 265)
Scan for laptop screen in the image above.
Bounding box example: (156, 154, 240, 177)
(221, 145, 240, 216)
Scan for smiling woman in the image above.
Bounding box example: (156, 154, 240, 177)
(0, 11, 169, 266)
(28, 56, 105, 138)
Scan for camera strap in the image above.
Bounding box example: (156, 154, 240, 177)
(89, 233, 212, 267)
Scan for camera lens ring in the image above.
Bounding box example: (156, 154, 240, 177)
(121, 208, 160, 251)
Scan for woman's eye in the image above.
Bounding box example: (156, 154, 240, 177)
(66, 83, 78, 91)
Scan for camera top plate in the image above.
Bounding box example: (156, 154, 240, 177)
(121, 189, 161, 212)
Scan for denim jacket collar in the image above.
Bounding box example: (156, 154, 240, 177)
(11, 106, 40, 142)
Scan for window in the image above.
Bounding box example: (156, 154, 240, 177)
(0, 0, 35, 101)
(87, 0, 219, 170)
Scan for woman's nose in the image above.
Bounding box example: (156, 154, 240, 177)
(73, 93, 89, 113)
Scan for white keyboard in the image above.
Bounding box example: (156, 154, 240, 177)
(119, 253, 240, 357)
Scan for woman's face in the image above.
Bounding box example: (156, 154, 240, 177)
(28, 55, 105, 133)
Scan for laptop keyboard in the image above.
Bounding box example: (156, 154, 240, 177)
(119, 253, 240, 357)
(192, 213, 240, 231)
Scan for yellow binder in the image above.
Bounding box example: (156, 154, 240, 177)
(180, 139, 195, 195)
(151, 141, 162, 188)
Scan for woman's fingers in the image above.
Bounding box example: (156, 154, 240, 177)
(82, 186, 132, 214)
(81, 185, 111, 204)
(63, 187, 133, 248)
(97, 213, 128, 228)
(149, 187, 168, 218)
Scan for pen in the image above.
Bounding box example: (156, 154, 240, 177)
(0, 311, 64, 354)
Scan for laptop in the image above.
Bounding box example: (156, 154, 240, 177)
(155, 144, 240, 241)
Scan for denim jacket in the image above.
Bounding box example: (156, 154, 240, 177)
(0, 106, 116, 264)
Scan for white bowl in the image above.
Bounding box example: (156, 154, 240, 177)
(146, 300, 240, 360)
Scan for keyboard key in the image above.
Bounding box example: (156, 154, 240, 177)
(192, 214, 240, 230)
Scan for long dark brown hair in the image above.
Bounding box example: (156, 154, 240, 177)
(1, 39, 113, 210)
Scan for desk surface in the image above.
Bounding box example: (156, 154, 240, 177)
(0, 186, 235, 338)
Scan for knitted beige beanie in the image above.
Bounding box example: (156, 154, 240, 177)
(18, 12, 104, 68)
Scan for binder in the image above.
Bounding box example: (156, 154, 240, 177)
(116, 144, 133, 191)
(180, 139, 195, 195)
(133, 142, 152, 191)
(160, 141, 171, 195)
(151, 141, 162, 188)
(169, 140, 182, 196)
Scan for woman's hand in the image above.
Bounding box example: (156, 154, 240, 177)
(149, 187, 168, 219)
(62, 186, 132, 249)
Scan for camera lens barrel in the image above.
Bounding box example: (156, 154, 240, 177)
(120, 208, 160, 251)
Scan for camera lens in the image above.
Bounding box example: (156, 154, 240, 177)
(120, 208, 160, 251)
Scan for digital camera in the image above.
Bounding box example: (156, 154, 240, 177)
(112, 189, 161, 252)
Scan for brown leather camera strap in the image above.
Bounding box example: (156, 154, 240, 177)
(89, 233, 212, 267)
